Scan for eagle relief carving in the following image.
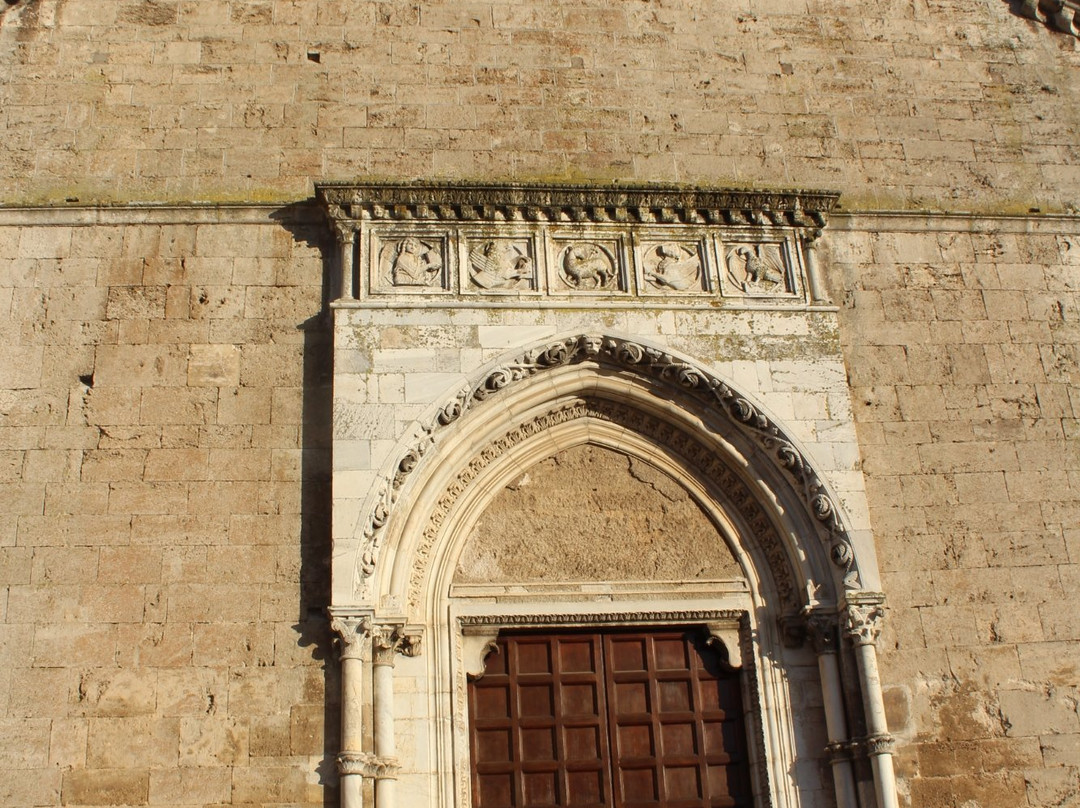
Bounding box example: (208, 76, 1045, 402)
(725, 243, 792, 296)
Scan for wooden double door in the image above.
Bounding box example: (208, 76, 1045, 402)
(468, 629, 752, 808)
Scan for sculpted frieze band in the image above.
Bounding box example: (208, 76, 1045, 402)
(318, 182, 836, 303)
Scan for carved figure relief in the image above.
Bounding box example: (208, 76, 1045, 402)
(383, 236, 445, 288)
(558, 242, 619, 291)
(641, 242, 704, 292)
(468, 239, 535, 290)
(725, 243, 791, 296)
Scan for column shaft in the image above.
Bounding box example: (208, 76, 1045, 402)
(373, 659, 396, 808)
(854, 642, 899, 808)
(337, 229, 356, 300)
(818, 651, 859, 808)
(804, 236, 829, 305)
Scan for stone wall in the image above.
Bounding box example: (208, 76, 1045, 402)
(2, 0, 1080, 211)
(829, 216, 1080, 807)
(3, 216, 1079, 805)
(2, 0, 1080, 806)
(0, 210, 336, 807)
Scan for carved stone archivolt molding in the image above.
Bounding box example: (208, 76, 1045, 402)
(357, 334, 862, 606)
(316, 181, 837, 303)
(405, 398, 797, 612)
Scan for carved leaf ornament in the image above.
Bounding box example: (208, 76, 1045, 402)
(357, 335, 862, 603)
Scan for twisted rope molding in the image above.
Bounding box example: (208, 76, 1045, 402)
(355, 334, 862, 598)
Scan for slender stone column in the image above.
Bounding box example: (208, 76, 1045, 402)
(333, 220, 357, 300)
(807, 613, 858, 808)
(844, 601, 899, 808)
(803, 230, 829, 305)
(330, 614, 372, 808)
(370, 624, 422, 808)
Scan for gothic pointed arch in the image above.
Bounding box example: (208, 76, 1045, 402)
(353, 333, 875, 624)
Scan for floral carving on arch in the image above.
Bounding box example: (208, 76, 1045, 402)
(356, 334, 864, 606)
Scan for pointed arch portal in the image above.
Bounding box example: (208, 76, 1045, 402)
(320, 183, 898, 808)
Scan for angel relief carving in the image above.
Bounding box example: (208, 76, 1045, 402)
(382, 236, 445, 288)
(725, 243, 792, 296)
(642, 242, 703, 292)
(468, 239, 534, 290)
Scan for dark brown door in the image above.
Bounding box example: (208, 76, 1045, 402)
(469, 630, 752, 808)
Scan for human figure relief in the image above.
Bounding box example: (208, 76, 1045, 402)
(468, 240, 533, 290)
(391, 237, 443, 287)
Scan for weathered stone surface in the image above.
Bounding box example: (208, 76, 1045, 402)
(455, 444, 743, 584)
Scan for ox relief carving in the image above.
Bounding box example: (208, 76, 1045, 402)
(557, 242, 621, 291)
(467, 239, 535, 290)
(725, 242, 794, 297)
(381, 236, 446, 289)
(641, 242, 705, 293)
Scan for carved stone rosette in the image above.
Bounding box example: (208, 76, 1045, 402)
(316, 182, 837, 302)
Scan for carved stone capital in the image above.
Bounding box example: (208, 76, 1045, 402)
(329, 613, 372, 661)
(337, 751, 401, 779)
(806, 612, 840, 655)
(327, 205, 356, 244)
(371, 623, 423, 666)
(824, 740, 854, 764)
(864, 733, 896, 756)
(843, 603, 884, 646)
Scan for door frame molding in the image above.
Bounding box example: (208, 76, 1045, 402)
(446, 589, 779, 808)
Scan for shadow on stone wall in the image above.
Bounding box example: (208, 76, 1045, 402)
(272, 200, 339, 806)
(1005, 0, 1080, 37)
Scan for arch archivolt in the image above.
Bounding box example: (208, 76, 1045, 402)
(409, 396, 795, 618)
(358, 333, 864, 618)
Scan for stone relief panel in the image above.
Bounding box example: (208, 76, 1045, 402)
(465, 237, 537, 292)
(639, 240, 709, 294)
(373, 233, 450, 293)
(321, 182, 836, 304)
(453, 444, 744, 584)
(721, 241, 799, 299)
(553, 239, 625, 292)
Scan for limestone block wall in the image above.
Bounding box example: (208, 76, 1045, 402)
(0, 210, 336, 807)
(2, 0, 1080, 211)
(829, 215, 1080, 807)
(2, 206, 1079, 807)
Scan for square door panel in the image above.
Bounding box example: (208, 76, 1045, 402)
(564, 726, 603, 760)
(519, 685, 555, 717)
(557, 640, 596, 673)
